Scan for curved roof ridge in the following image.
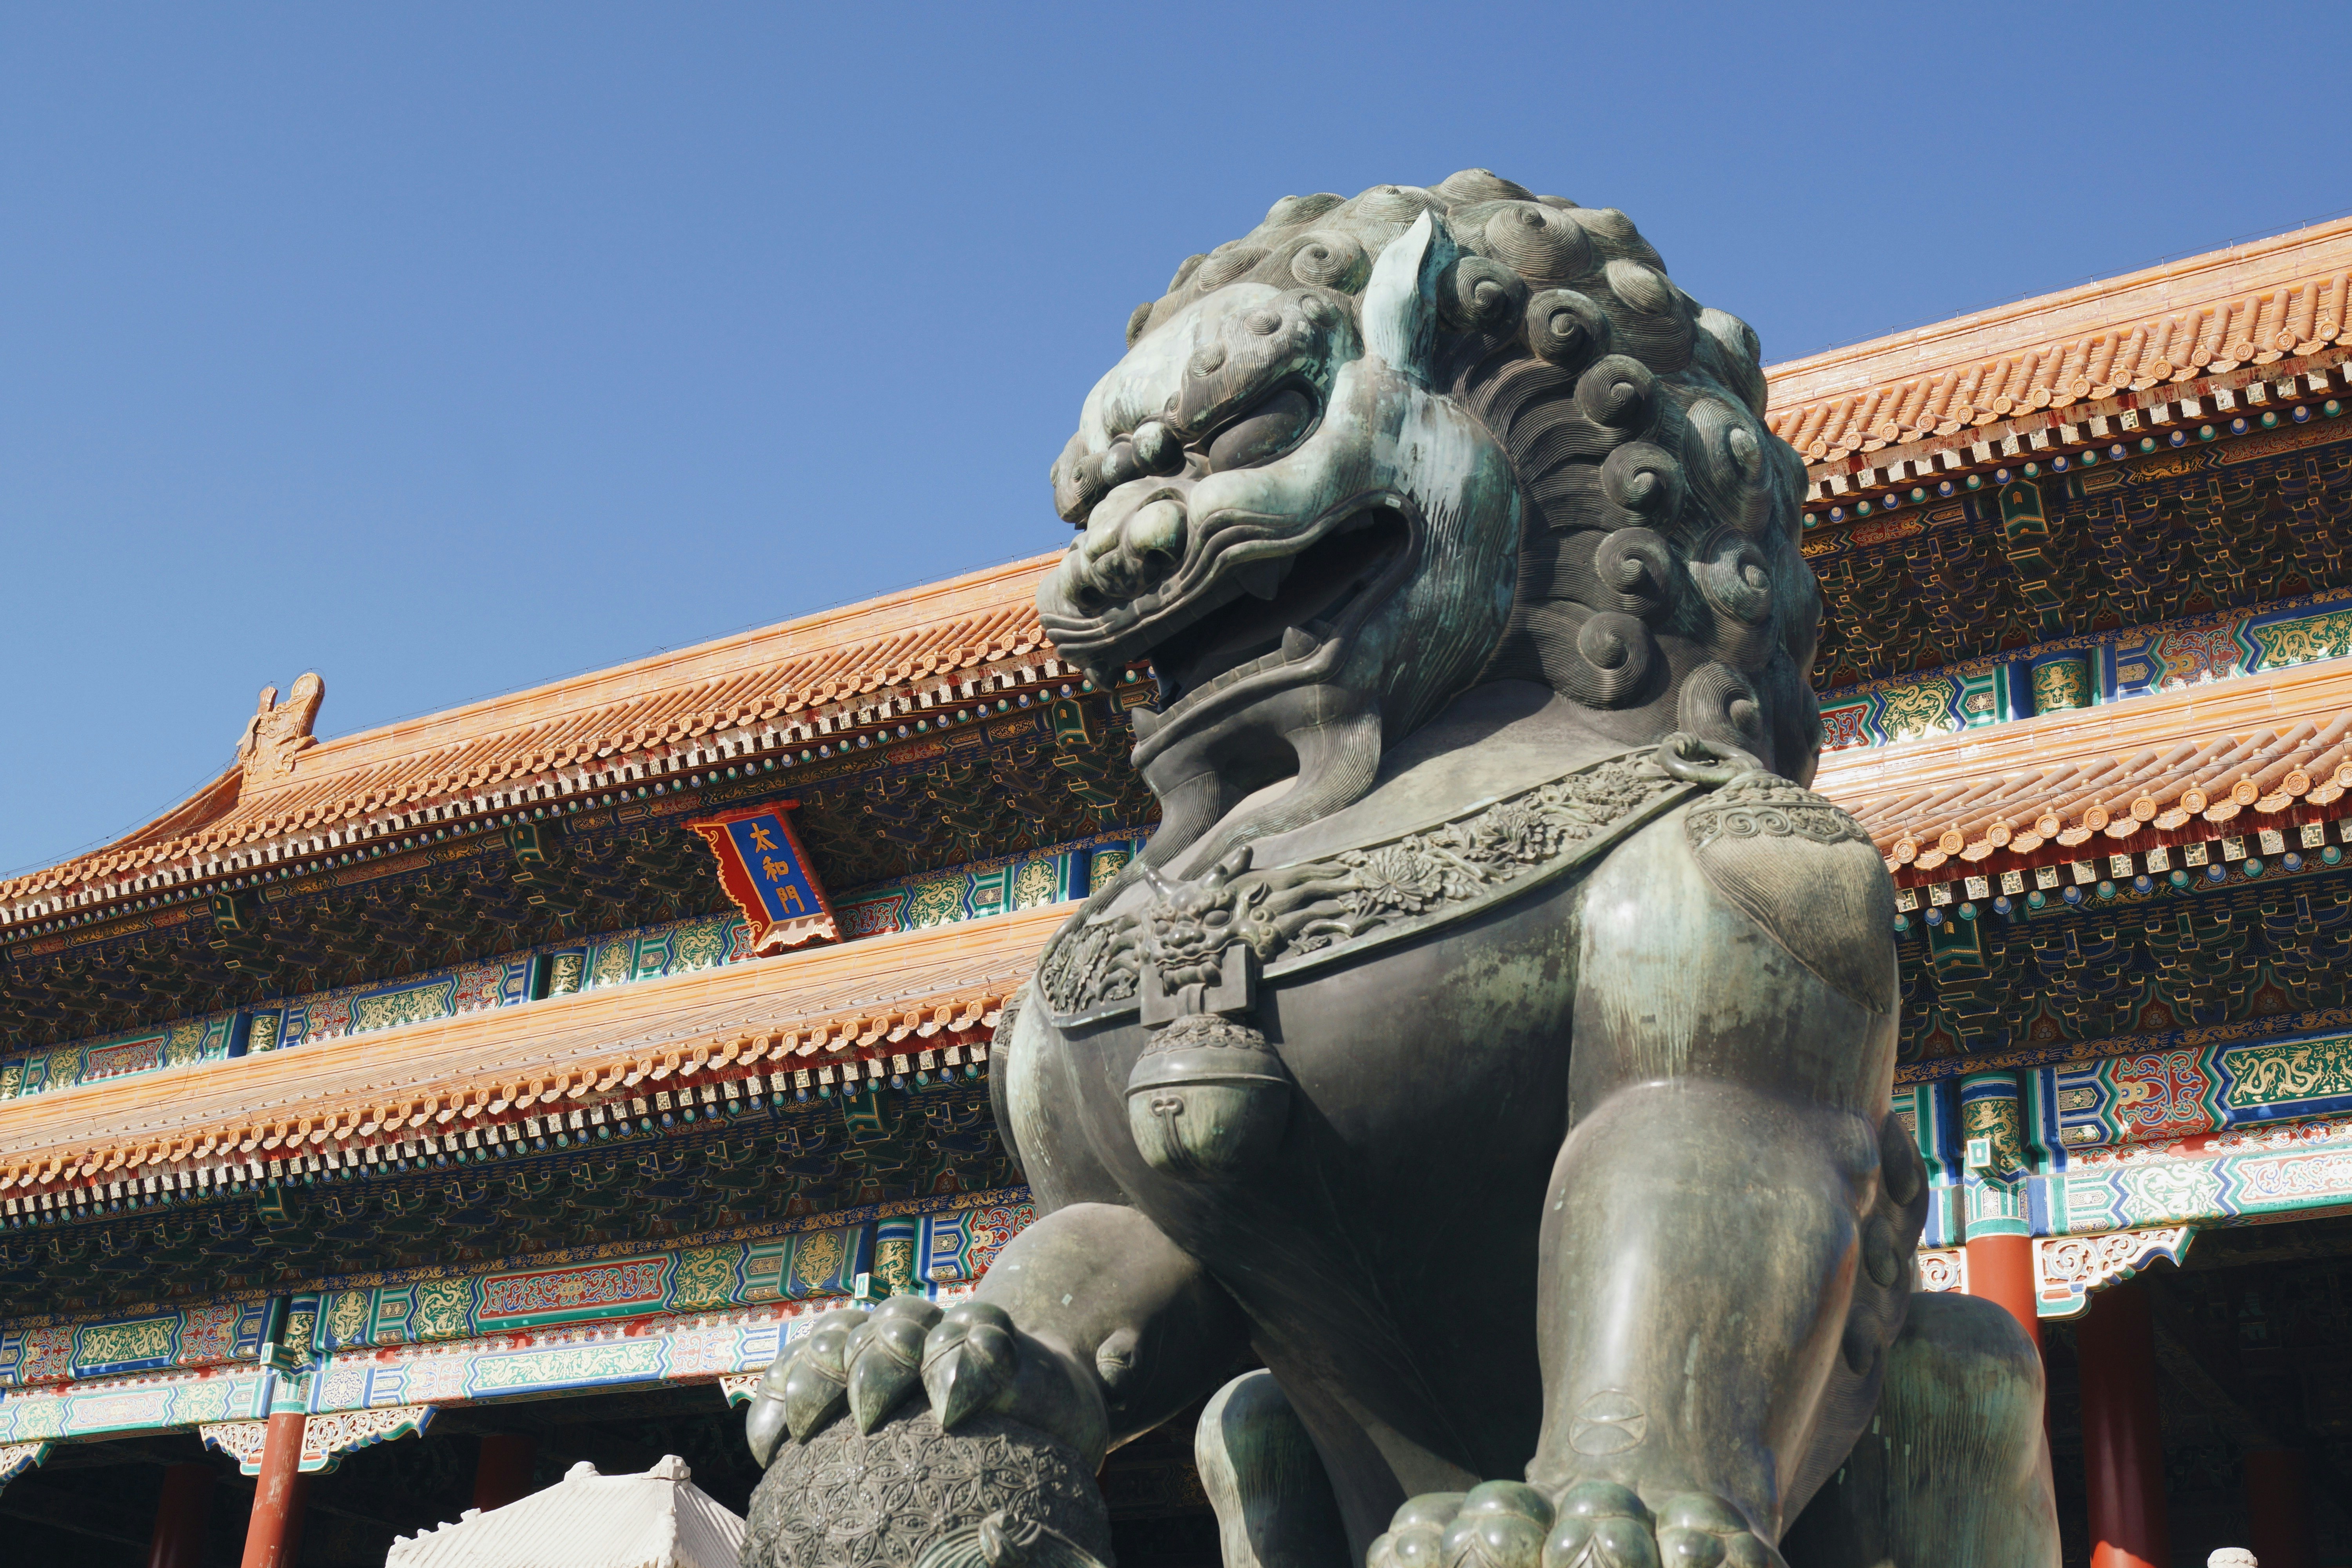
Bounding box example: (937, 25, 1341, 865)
(0, 550, 1062, 904)
(1763, 213, 2352, 410)
(252, 550, 1058, 793)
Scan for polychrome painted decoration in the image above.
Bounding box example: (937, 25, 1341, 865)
(2053, 1131, 2352, 1233)
(832, 829, 1139, 938)
(0, 1365, 272, 1442)
(1902, 1033, 2352, 1241)
(0, 1300, 274, 1387)
(1816, 586, 2352, 753)
(0, 1188, 1039, 1451)
(2050, 1031, 2352, 1151)
(305, 1214, 926, 1354)
(688, 803, 838, 951)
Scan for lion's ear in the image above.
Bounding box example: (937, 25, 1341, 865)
(1361, 208, 1455, 384)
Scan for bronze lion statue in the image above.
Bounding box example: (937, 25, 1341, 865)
(744, 171, 2058, 1568)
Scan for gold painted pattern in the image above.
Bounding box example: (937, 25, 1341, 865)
(907, 877, 965, 929)
(325, 1290, 370, 1346)
(670, 1246, 738, 1311)
(673, 918, 729, 972)
(873, 1236, 916, 1295)
(2031, 658, 2092, 714)
(1878, 677, 1959, 739)
(166, 1022, 208, 1067)
(413, 1278, 473, 1341)
(352, 984, 452, 1034)
(1963, 1096, 2026, 1174)
(1011, 859, 1060, 911)
(2225, 1038, 2352, 1105)
(75, 1317, 174, 1367)
(793, 1228, 847, 1289)
(2249, 608, 2352, 668)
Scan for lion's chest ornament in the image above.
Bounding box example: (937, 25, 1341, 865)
(1044, 737, 1755, 1180)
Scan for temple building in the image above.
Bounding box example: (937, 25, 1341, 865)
(6, 214, 2352, 1568)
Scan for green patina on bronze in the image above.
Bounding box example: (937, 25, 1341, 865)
(744, 171, 2058, 1568)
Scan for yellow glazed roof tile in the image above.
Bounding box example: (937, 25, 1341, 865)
(1764, 216, 2352, 463)
(1817, 662, 2352, 875)
(0, 902, 1063, 1188)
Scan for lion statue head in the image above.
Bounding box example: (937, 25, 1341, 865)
(1038, 169, 1817, 873)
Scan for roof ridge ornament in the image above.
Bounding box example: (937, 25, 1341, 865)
(236, 672, 325, 785)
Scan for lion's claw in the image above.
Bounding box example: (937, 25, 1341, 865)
(1446, 1482, 1554, 1568)
(744, 1296, 1109, 1473)
(784, 1312, 863, 1442)
(924, 1300, 1022, 1430)
(741, 1298, 946, 1463)
(743, 1310, 855, 1463)
(1367, 1490, 1468, 1568)
(1370, 1484, 1554, 1568)
(849, 1295, 941, 1432)
(1652, 1495, 1770, 1568)
(1546, 1483, 1657, 1568)
(744, 1378, 789, 1468)
(1370, 1483, 1777, 1568)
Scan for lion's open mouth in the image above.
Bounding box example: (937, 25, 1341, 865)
(1148, 510, 1402, 703)
(1110, 506, 1412, 758)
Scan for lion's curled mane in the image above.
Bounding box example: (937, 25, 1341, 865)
(1116, 167, 1821, 784)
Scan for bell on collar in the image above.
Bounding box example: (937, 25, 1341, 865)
(1125, 1009, 1292, 1180)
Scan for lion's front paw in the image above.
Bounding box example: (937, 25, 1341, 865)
(1367, 1481, 1780, 1568)
(744, 1296, 944, 1464)
(1554, 1484, 1777, 1568)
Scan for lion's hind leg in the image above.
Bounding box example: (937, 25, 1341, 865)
(1779, 1290, 2059, 1568)
(1196, 1370, 1352, 1568)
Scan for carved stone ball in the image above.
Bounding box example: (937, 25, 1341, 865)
(744, 1405, 1113, 1568)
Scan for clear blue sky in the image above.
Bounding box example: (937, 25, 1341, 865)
(3, 3, 2342, 873)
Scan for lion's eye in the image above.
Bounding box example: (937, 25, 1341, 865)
(1204, 388, 1316, 473)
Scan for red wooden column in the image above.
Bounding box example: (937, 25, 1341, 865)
(1965, 1232, 2041, 1352)
(238, 1411, 309, 1568)
(147, 1461, 215, 1568)
(474, 1432, 538, 1513)
(2247, 1447, 2316, 1568)
(2077, 1281, 2169, 1568)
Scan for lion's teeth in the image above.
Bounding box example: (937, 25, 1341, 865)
(1130, 707, 1162, 740)
(1281, 626, 1318, 660)
(1237, 561, 1281, 600)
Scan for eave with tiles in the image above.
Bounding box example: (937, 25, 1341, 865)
(1824, 660, 2352, 883)
(0, 552, 1157, 1069)
(1768, 214, 2352, 520)
(1763, 225, 2352, 1337)
(1815, 663, 2352, 1063)
(0, 906, 1056, 1215)
(0, 554, 1076, 936)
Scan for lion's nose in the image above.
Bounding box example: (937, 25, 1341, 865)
(1070, 490, 1189, 604)
(1124, 498, 1185, 565)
